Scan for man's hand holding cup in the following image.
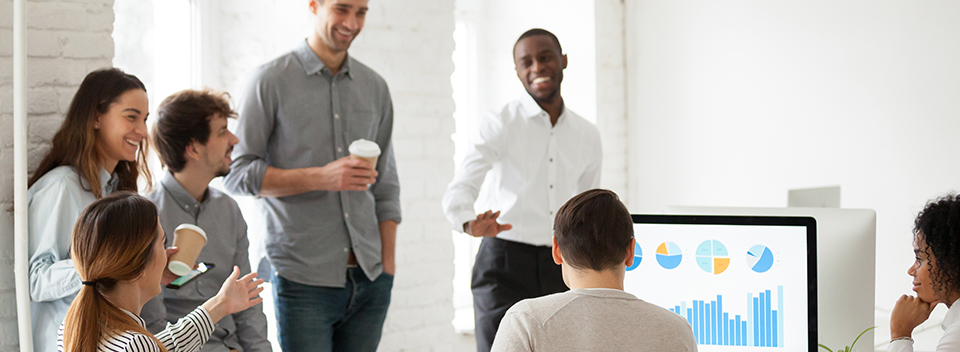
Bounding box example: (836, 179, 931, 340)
(316, 139, 381, 192)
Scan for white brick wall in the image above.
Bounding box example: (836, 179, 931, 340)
(0, 0, 115, 350)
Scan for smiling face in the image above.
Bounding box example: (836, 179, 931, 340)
(910, 232, 944, 303)
(192, 114, 239, 178)
(95, 89, 149, 173)
(310, 0, 368, 54)
(514, 35, 567, 105)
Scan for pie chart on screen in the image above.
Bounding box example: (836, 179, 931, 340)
(655, 242, 682, 269)
(747, 245, 775, 273)
(695, 239, 730, 275)
(626, 242, 642, 271)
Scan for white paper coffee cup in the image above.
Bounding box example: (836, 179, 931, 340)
(349, 139, 381, 167)
(168, 224, 208, 276)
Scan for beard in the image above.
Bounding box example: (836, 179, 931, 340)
(215, 165, 230, 178)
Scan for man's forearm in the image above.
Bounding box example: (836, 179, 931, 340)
(379, 220, 398, 275)
(259, 166, 319, 197)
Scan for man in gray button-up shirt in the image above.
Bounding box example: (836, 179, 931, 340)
(222, 1, 401, 351)
(141, 89, 271, 352)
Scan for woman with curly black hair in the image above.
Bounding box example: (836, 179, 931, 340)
(890, 194, 960, 351)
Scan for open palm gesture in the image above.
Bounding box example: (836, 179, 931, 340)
(466, 210, 513, 238)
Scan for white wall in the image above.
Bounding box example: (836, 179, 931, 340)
(626, 0, 960, 349)
(454, 0, 596, 124)
(0, 0, 116, 350)
(595, 0, 628, 199)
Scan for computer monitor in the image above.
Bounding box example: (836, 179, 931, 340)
(665, 206, 877, 349)
(625, 215, 817, 351)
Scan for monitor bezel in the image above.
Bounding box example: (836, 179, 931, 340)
(631, 214, 818, 351)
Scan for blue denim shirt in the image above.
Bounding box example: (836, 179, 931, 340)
(223, 40, 401, 287)
(29, 166, 117, 352)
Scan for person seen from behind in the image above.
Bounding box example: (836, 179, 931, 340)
(491, 189, 697, 352)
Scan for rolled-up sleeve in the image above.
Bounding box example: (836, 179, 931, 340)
(224, 70, 276, 197)
(28, 180, 83, 302)
(371, 85, 401, 224)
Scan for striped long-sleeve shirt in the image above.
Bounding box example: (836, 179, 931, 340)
(57, 306, 214, 352)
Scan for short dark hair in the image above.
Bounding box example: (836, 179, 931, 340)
(554, 189, 634, 271)
(514, 28, 563, 55)
(914, 194, 960, 295)
(152, 89, 237, 172)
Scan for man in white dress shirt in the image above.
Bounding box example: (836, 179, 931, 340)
(442, 28, 602, 352)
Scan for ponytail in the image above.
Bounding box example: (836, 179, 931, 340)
(62, 284, 102, 352)
(60, 193, 168, 352)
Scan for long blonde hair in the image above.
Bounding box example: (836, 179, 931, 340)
(61, 192, 167, 352)
(28, 68, 152, 198)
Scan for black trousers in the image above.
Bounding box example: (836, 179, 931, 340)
(471, 237, 567, 352)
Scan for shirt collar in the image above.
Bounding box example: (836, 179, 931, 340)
(518, 93, 566, 125)
(119, 308, 146, 328)
(294, 39, 354, 79)
(98, 167, 118, 194)
(160, 171, 206, 212)
(944, 298, 960, 330)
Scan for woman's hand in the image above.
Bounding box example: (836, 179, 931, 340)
(891, 294, 939, 339)
(202, 266, 265, 323)
(160, 247, 181, 286)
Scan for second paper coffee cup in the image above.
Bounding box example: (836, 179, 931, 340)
(168, 224, 208, 276)
(348, 139, 381, 167)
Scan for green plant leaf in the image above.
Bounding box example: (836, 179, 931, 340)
(850, 326, 877, 350)
(818, 344, 834, 352)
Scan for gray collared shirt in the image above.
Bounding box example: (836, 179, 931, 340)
(222, 39, 401, 287)
(141, 171, 271, 352)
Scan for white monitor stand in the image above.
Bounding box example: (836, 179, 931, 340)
(788, 186, 841, 208)
(666, 206, 876, 350)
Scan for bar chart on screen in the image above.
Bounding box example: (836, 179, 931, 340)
(667, 286, 785, 347)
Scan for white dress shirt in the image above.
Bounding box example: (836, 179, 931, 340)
(889, 298, 960, 352)
(29, 166, 117, 352)
(443, 94, 602, 246)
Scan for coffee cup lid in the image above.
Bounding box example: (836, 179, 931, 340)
(168, 261, 192, 276)
(174, 224, 207, 241)
(348, 139, 381, 158)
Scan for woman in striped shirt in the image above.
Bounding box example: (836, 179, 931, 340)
(57, 192, 264, 352)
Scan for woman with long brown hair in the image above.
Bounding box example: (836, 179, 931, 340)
(58, 192, 263, 352)
(28, 68, 155, 352)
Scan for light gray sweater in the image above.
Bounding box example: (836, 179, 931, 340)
(492, 288, 698, 352)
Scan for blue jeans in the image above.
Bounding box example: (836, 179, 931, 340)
(273, 268, 394, 352)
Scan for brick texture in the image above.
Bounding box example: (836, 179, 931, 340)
(0, 0, 115, 350)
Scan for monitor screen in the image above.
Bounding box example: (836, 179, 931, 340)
(625, 215, 817, 351)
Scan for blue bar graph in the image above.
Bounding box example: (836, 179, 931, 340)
(753, 297, 759, 345)
(667, 286, 785, 347)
